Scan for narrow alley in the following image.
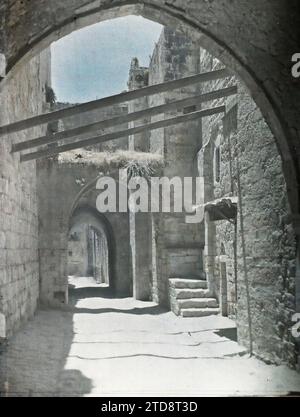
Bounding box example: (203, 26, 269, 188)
(1, 2, 300, 398)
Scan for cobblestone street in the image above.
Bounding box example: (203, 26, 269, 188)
(1, 278, 299, 397)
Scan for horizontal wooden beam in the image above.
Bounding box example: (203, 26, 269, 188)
(20, 106, 225, 163)
(1, 68, 231, 136)
(12, 86, 237, 153)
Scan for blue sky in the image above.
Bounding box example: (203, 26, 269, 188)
(51, 16, 162, 103)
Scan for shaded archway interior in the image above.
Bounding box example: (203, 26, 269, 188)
(68, 206, 117, 297)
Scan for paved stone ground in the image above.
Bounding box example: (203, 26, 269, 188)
(0, 277, 300, 397)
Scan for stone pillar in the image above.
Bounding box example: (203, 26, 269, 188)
(130, 210, 151, 301)
(127, 58, 151, 300)
(37, 160, 69, 306)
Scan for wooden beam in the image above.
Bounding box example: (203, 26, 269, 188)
(20, 106, 225, 163)
(12, 86, 237, 153)
(1, 68, 231, 136)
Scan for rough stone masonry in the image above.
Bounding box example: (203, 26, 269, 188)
(0, 49, 51, 337)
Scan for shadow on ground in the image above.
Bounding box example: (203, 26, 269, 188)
(69, 285, 168, 315)
(0, 283, 167, 397)
(69, 285, 127, 300)
(215, 328, 238, 342)
(73, 305, 167, 315)
(0, 310, 92, 397)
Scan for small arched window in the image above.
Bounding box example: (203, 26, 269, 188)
(221, 243, 226, 255)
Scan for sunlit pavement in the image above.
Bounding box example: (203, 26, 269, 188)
(1, 277, 300, 397)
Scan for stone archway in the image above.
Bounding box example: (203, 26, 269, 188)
(69, 205, 117, 291)
(1, 0, 299, 215)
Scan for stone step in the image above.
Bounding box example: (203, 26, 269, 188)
(181, 307, 220, 318)
(178, 298, 218, 309)
(170, 288, 211, 299)
(169, 278, 207, 290)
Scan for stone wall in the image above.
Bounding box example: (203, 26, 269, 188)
(0, 49, 50, 336)
(199, 47, 298, 366)
(235, 86, 297, 366)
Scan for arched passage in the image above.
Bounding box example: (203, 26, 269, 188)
(68, 205, 116, 292)
(68, 214, 109, 285)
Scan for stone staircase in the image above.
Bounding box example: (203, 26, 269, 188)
(169, 278, 219, 317)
